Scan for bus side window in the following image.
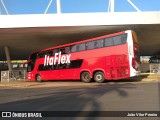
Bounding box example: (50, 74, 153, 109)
(59, 63, 66, 69)
(76, 45, 79, 51)
(48, 51, 53, 56)
(113, 36, 122, 45)
(66, 63, 71, 69)
(59, 48, 65, 54)
(53, 49, 58, 54)
(113, 34, 127, 45)
(94, 39, 104, 48)
(99, 39, 104, 48)
(70, 60, 83, 68)
(71, 45, 79, 52)
(86, 41, 94, 50)
(65, 46, 70, 54)
(105, 37, 113, 47)
(54, 64, 59, 70)
(85, 43, 88, 50)
(121, 34, 127, 44)
(43, 52, 48, 57)
(79, 43, 86, 51)
(71, 45, 77, 52)
(94, 41, 98, 48)
(38, 64, 44, 71)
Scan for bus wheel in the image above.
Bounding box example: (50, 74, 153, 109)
(81, 72, 91, 83)
(94, 71, 105, 83)
(36, 74, 42, 82)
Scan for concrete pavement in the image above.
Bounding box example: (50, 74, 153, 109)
(0, 75, 159, 120)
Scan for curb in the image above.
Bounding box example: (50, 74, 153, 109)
(0, 82, 42, 88)
(141, 78, 159, 82)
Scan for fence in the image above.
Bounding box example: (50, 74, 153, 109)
(149, 64, 160, 74)
(1, 70, 26, 83)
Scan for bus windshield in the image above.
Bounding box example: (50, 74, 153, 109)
(27, 52, 38, 72)
(27, 61, 35, 72)
(29, 52, 38, 61)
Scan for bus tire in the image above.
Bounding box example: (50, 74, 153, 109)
(36, 74, 42, 82)
(81, 72, 91, 83)
(94, 71, 105, 83)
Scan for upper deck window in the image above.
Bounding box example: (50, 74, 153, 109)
(105, 34, 127, 47)
(105, 38, 114, 47)
(71, 43, 86, 52)
(37, 33, 128, 55)
(65, 46, 70, 54)
(86, 39, 104, 50)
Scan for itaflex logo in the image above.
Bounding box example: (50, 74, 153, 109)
(44, 52, 71, 66)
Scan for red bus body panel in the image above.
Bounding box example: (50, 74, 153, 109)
(28, 43, 130, 81)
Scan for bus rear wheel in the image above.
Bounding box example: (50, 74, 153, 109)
(94, 71, 105, 83)
(81, 72, 91, 83)
(36, 74, 42, 82)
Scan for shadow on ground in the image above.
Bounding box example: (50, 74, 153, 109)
(0, 82, 137, 120)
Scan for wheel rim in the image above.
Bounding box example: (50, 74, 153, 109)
(84, 73, 89, 81)
(37, 75, 41, 81)
(94, 72, 104, 83)
(96, 74, 102, 81)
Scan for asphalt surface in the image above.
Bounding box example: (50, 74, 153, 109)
(0, 78, 160, 120)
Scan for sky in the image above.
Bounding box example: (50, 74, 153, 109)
(0, 0, 160, 14)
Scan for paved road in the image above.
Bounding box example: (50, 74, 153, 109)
(0, 79, 159, 120)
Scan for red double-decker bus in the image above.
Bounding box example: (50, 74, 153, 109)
(27, 30, 139, 83)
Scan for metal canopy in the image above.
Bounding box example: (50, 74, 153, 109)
(0, 12, 160, 60)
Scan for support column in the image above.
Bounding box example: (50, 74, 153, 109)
(56, 0, 61, 14)
(4, 46, 12, 71)
(110, 0, 114, 12)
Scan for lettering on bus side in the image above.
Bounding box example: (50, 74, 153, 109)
(44, 52, 71, 66)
